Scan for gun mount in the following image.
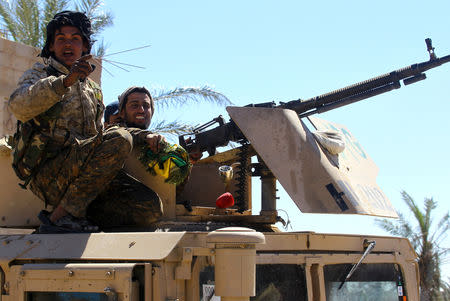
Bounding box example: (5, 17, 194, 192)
(178, 38, 449, 218)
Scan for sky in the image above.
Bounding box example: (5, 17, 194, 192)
(98, 0, 450, 275)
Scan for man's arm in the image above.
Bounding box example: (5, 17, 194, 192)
(124, 127, 165, 153)
(8, 63, 68, 122)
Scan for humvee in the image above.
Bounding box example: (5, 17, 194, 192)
(2, 36, 448, 300)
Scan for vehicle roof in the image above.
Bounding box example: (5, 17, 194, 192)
(0, 230, 416, 262)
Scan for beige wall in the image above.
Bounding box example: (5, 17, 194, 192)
(0, 38, 41, 137)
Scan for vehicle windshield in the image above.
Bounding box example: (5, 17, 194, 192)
(251, 264, 307, 301)
(199, 264, 307, 301)
(324, 263, 403, 301)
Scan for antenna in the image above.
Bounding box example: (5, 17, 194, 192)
(92, 44, 151, 76)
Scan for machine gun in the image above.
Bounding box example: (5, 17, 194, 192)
(179, 38, 450, 156)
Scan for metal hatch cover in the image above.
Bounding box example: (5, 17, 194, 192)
(227, 106, 397, 218)
(0, 232, 186, 261)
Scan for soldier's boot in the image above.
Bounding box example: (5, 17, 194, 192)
(37, 210, 99, 233)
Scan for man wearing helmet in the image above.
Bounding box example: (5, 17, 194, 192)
(8, 11, 162, 233)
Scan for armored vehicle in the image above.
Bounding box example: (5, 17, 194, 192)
(1, 37, 449, 300)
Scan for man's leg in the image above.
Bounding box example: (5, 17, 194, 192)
(87, 169, 163, 228)
(58, 128, 133, 218)
(31, 127, 133, 219)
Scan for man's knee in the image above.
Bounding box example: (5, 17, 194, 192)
(132, 197, 163, 226)
(87, 195, 163, 227)
(60, 197, 87, 218)
(103, 127, 133, 155)
(86, 170, 163, 227)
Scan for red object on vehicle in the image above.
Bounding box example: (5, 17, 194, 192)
(216, 192, 235, 208)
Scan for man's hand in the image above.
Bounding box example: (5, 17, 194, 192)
(189, 151, 203, 164)
(145, 133, 166, 153)
(63, 55, 94, 87)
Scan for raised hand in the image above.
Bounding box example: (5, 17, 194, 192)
(63, 55, 94, 87)
(145, 133, 167, 153)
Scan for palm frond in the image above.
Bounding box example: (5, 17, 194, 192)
(15, 0, 40, 46)
(75, 0, 101, 17)
(90, 10, 112, 33)
(0, 0, 18, 40)
(93, 38, 108, 57)
(436, 247, 450, 259)
(41, 0, 69, 46)
(402, 191, 427, 235)
(431, 211, 450, 245)
(376, 213, 421, 250)
(75, 0, 112, 35)
(42, 0, 68, 21)
(153, 86, 232, 110)
(1, 0, 112, 48)
(424, 197, 436, 232)
(381, 190, 449, 298)
(149, 120, 195, 138)
(376, 218, 404, 237)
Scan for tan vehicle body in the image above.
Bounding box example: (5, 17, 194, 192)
(0, 230, 418, 301)
(0, 38, 419, 301)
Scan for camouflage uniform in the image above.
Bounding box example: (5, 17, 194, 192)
(9, 58, 162, 227)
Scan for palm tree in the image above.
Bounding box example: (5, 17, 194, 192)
(150, 86, 231, 137)
(377, 191, 450, 301)
(442, 279, 450, 301)
(74, 0, 112, 56)
(0, 0, 112, 55)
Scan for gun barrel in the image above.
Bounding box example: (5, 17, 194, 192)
(280, 53, 450, 116)
(179, 43, 450, 156)
(419, 54, 450, 71)
(299, 82, 400, 118)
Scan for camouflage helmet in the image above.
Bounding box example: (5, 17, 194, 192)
(41, 11, 94, 58)
(104, 101, 119, 123)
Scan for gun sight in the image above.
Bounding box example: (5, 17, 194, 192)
(426, 38, 436, 60)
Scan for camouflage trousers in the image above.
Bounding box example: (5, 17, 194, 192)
(30, 127, 163, 227)
(87, 169, 163, 227)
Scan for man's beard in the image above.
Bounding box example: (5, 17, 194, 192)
(122, 109, 152, 129)
(125, 120, 147, 129)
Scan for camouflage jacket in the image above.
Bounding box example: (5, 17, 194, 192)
(9, 57, 151, 147)
(106, 121, 155, 146)
(8, 57, 104, 147)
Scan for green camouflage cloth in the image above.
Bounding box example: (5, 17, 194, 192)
(9, 58, 163, 224)
(30, 127, 162, 225)
(87, 169, 163, 227)
(9, 58, 103, 144)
